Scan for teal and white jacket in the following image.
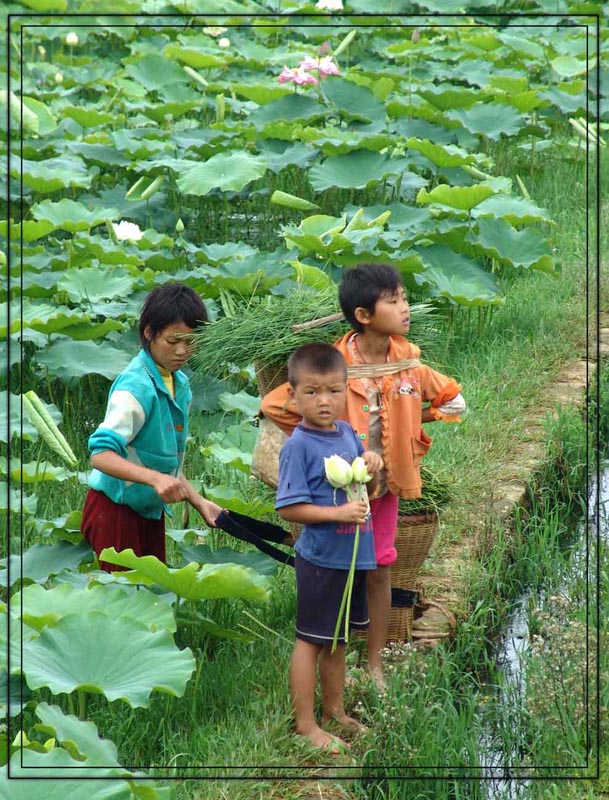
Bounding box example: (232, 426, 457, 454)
(87, 349, 192, 519)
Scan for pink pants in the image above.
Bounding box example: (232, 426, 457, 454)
(370, 491, 399, 566)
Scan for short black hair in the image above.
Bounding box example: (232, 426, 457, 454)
(287, 342, 347, 386)
(139, 283, 208, 350)
(338, 263, 402, 333)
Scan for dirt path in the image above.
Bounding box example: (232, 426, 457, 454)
(413, 320, 609, 639)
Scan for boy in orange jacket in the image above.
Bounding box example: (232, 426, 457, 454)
(261, 263, 465, 686)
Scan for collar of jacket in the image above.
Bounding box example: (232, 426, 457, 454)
(137, 349, 189, 400)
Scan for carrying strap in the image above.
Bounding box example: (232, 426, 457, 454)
(215, 510, 295, 568)
(347, 358, 420, 379)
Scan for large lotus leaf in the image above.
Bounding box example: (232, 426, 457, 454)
(309, 151, 411, 192)
(0, 483, 37, 516)
(539, 86, 586, 115)
(472, 194, 553, 226)
(218, 389, 260, 418)
(22, 611, 195, 707)
(417, 184, 494, 212)
(321, 76, 385, 122)
(19, 156, 93, 193)
(178, 544, 278, 578)
(71, 236, 143, 268)
(416, 244, 503, 307)
(230, 82, 290, 105)
(31, 198, 119, 232)
(0, 219, 55, 241)
(0, 669, 34, 717)
(62, 142, 132, 169)
(99, 548, 269, 602)
(205, 485, 275, 517)
(500, 91, 547, 114)
(2, 301, 89, 337)
(17, 583, 176, 634)
(201, 443, 251, 472)
(259, 142, 317, 174)
(291, 261, 337, 291)
(467, 217, 557, 274)
(36, 340, 133, 381)
(22, 96, 58, 136)
(0, 390, 61, 444)
(550, 55, 592, 77)
(249, 94, 326, 126)
(34, 702, 121, 765)
(163, 42, 225, 70)
(417, 85, 484, 111)
(124, 52, 190, 92)
(63, 106, 117, 129)
(0, 541, 93, 588)
(405, 138, 479, 169)
(446, 102, 525, 141)
(3, 749, 132, 797)
(297, 125, 393, 156)
(58, 267, 135, 304)
(6, 458, 72, 483)
(176, 152, 267, 196)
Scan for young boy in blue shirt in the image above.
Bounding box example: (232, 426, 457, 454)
(275, 342, 383, 752)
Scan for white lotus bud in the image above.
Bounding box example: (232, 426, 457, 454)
(324, 455, 353, 488)
(175, 217, 185, 233)
(218, 37, 230, 49)
(66, 32, 79, 46)
(112, 220, 144, 242)
(38, 46, 46, 58)
(351, 456, 372, 483)
(54, 72, 63, 84)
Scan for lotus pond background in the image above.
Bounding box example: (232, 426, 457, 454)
(1, 0, 607, 797)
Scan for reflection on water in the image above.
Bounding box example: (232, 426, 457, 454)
(482, 461, 607, 799)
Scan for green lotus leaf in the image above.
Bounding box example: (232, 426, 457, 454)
(230, 82, 290, 105)
(2, 750, 131, 799)
(321, 76, 386, 122)
(15, 0, 67, 10)
(0, 389, 61, 444)
(62, 142, 132, 169)
(297, 125, 393, 156)
(110, 130, 172, 160)
(0, 541, 93, 588)
(550, 55, 592, 77)
(205, 485, 275, 517)
(416, 244, 503, 306)
(163, 42, 225, 69)
(19, 157, 94, 193)
(124, 52, 191, 92)
(539, 86, 586, 115)
(417, 184, 494, 211)
(36, 509, 83, 544)
(36, 340, 133, 381)
(447, 102, 525, 141)
(0, 219, 56, 241)
(270, 190, 320, 211)
(2, 301, 90, 337)
(405, 138, 479, 168)
(417, 85, 483, 111)
(0, 483, 37, 516)
(467, 217, 557, 274)
(249, 94, 326, 126)
(199, 241, 258, 263)
(299, 214, 347, 238)
(472, 194, 553, 226)
(496, 31, 545, 60)
(218, 389, 260, 417)
(176, 152, 267, 196)
(290, 261, 335, 291)
(22, 95, 58, 136)
(177, 544, 278, 578)
(202, 443, 252, 472)
(31, 199, 119, 231)
(70, 236, 143, 267)
(499, 91, 546, 114)
(35, 702, 121, 765)
(309, 151, 411, 192)
(99, 548, 270, 603)
(58, 267, 135, 304)
(7, 458, 72, 483)
(464, 31, 502, 53)
(17, 583, 176, 634)
(0, 668, 34, 717)
(63, 106, 117, 128)
(257, 141, 317, 173)
(22, 611, 195, 708)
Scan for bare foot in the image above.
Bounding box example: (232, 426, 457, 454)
(297, 724, 349, 752)
(322, 712, 367, 735)
(368, 665, 387, 693)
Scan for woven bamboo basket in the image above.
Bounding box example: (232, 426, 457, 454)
(254, 360, 289, 397)
(386, 511, 439, 643)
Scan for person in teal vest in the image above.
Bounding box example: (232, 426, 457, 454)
(81, 283, 222, 571)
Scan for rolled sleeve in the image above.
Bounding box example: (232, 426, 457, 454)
(88, 390, 146, 457)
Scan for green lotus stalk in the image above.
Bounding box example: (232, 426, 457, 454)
(22, 390, 78, 468)
(329, 458, 373, 654)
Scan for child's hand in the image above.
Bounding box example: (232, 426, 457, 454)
(152, 473, 189, 503)
(335, 500, 369, 525)
(362, 451, 383, 476)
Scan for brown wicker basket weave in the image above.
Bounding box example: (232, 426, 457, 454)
(254, 361, 288, 397)
(386, 512, 439, 643)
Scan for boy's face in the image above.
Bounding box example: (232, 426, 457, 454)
(145, 322, 195, 372)
(360, 286, 410, 336)
(288, 367, 347, 430)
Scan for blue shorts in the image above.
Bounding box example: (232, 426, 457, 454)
(295, 554, 370, 646)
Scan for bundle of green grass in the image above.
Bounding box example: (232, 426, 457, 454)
(190, 285, 442, 383)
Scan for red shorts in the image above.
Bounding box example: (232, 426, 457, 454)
(370, 491, 399, 567)
(81, 489, 166, 572)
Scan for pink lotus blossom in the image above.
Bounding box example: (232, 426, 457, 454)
(277, 66, 319, 86)
(298, 55, 341, 78)
(319, 41, 331, 55)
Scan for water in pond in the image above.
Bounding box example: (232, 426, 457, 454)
(480, 461, 607, 799)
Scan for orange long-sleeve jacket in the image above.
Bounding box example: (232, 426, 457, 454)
(260, 332, 462, 500)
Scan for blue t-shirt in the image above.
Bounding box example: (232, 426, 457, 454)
(275, 421, 377, 570)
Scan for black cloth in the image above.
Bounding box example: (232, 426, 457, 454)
(215, 509, 294, 567)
